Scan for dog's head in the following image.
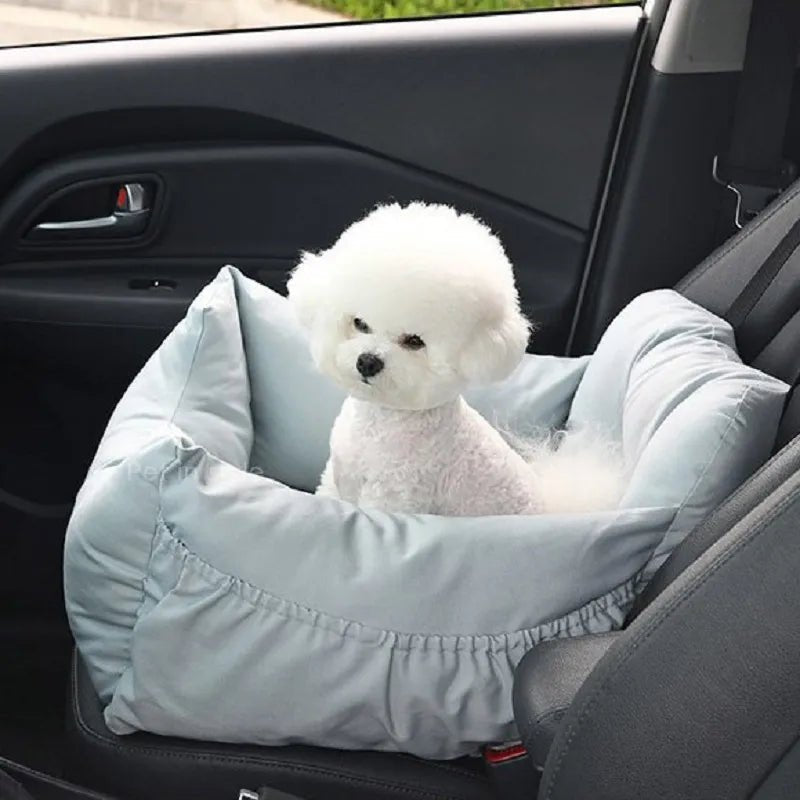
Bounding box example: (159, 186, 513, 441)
(287, 203, 530, 410)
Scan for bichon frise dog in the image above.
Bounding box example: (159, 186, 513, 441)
(288, 202, 622, 516)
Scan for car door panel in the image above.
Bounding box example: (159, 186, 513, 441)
(0, 8, 640, 227)
(0, 143, 584, 343)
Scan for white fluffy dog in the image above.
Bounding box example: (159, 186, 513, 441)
(288, 202, 620, 516)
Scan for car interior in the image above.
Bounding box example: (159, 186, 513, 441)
(3, 0, 800, 797)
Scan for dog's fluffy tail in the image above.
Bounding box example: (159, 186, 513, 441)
(504, 426, 626, 515)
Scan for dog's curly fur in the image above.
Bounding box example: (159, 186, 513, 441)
(288, 202, 620, 516)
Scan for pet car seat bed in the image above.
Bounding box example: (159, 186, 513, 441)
(64, 266, 787, 759)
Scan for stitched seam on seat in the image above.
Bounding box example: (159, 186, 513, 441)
(153, 518, 634, 648)
(69, 657, 476, 800)
(526, 709, 567, 769)
(680, 181, 800, 294)
(526, 709, 567, 770)
(530, 706, 568, 731)
(517, 635, 622, 756)
(542, 481, 800, 798)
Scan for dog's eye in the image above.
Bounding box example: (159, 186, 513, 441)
(353, 317, 371, 334)
(400, 334, 425, 351)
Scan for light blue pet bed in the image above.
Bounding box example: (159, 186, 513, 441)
(65, 266, 787, 759)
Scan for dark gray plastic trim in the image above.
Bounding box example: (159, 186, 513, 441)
(0, 6, 640, 230)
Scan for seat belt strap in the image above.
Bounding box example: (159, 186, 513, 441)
(713, 0, 800, 229)
(726, 215, 800, 336)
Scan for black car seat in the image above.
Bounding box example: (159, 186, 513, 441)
(514, 176, 800, 799)
(64, 176, 800, 800)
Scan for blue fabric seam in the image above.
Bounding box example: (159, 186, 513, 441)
(132, 280, 221, 627)
(635, 386, 752, 590)
(149, 515, 634, 651)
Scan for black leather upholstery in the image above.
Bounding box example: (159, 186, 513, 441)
(0, 755, 113, 800)
(509, 180, 800, 798)
(511, 434, 800, 795)
(511, 633, 620, 770)
(541, 470, 800, 799)
(66, 654, 493, 800)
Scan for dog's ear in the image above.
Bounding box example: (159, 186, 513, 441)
(458, 307, 530, 384)
(287, 251, 328, 330)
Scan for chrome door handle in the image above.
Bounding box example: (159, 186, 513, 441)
(27, 182, 151, 242)
(33, 211, 146, 232)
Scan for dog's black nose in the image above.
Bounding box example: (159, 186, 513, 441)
(357, 352, 384, 378)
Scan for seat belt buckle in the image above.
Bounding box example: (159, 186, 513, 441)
(482, 741, 535, 800)
(713, 156, 797, 229)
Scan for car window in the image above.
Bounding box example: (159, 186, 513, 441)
(0, 0, 636, 48)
